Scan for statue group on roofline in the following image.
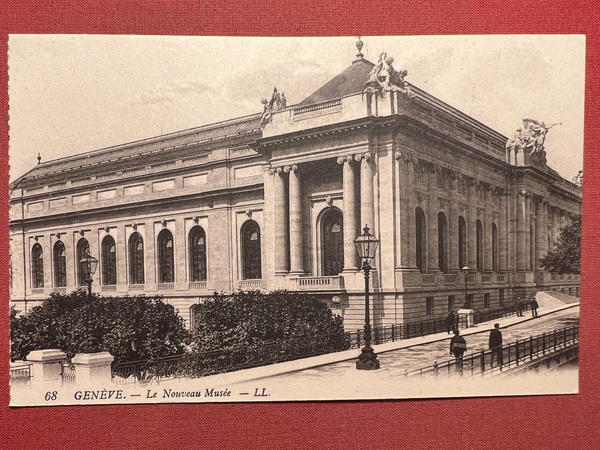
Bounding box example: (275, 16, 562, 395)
(506, 119, 561, 156)
(259, 87, 287, 127)
(363, 52, 414, 98)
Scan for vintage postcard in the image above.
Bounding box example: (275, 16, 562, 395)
(8, 35, 583, 406)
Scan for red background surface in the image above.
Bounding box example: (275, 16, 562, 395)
(1, 2, 599, 448)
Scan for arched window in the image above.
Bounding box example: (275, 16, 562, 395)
(158, 229, 175, 283)
(76, 239, 90, 286)
(476, 220, 483, 272)
(189, 226, 207, 282)
(458, 216, 467, 269)
(101, 235, 117, 285)
(438, 212, 448, 273)
(321, 208, 344, 276)
(31, 243, 44, 288)
(53, 241, 67, 287)
(241, 220, 262, 280)
(128, 232, 145, 284)
(492, 223, 498, 272)
(415, 207, 427, 273)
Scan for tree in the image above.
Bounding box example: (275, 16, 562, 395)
(540, 214, 581, 274)
(10, 291, 190, 364)
(191, 290, 350, 353)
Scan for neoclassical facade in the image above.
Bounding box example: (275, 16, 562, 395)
(10, 48, 581, 330)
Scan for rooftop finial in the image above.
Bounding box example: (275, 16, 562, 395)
(356, 36, 364, 59)
(37, 153, 41, 165)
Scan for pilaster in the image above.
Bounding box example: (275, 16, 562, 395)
(516, 190, 528, 271)
(427, 163, 439, 272)
(466, 179, 477, 269)
(448, 172, 459, 271)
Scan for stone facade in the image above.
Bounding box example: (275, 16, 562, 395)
(10, 55, 581, 330)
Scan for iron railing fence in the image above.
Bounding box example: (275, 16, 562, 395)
(10, 365, 32, 387)
(112, 333, 349, 385)
(348, 302, 532, 349)
(469, 302, 532, 327)
(111, 302, 539, 384)
(404, 325, 579, 379)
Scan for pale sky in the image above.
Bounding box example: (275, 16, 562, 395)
(8, 35, 585, 182)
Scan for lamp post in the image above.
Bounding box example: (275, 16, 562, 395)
(461, 265, 470, 308)
(79, 249, 99, 353)
(354, 225, 380, 370)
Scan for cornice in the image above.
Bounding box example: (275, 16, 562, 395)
(9, 183, 265, 227)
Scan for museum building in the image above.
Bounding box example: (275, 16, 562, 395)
(9, 44, 581, 330)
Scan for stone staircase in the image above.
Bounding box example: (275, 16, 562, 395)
(535, 290, 580, 309)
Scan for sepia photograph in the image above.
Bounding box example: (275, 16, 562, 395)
(8, 35, 584, 406)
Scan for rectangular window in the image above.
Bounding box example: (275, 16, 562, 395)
(499, 289, 504, 306)
(448, 295, 455, 311)
(426, 297, 434, 316)
(484, 293, 490, 309)
(466, 294, 474, 309)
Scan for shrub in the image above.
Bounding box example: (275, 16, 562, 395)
(191, 290, 350, 354)
(10, 290, 190, 364)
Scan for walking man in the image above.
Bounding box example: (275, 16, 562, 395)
(446, 309, 456, 334)
(489, 323, 503, 369)
(516, 297, 523, 317)
(531, 296, 539, 318)
(450, 329, 467, 374)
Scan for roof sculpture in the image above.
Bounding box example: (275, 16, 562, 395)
(505, 119, 562, 167)
(363, 52, 414, 98)
(259, 87, 287, 127)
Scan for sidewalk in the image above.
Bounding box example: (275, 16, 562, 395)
(174, 302, 579, 387)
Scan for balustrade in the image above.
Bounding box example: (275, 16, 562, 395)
(293, 276, 343, 290)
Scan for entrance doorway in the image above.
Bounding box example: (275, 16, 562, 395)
(322, 208, 344, 276)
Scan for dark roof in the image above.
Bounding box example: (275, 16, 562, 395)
(13, 114, 262, 188)
(298, 58, 374, 106)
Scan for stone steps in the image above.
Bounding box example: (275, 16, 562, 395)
(535, 290, 580, 309)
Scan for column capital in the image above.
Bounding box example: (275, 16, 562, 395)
(394, 149, 414, 161)
(282, 164, 299, 173)
(354, 152, 372, 162)
(337, 155, 355, 165)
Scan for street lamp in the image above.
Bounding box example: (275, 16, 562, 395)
(461, 265, 470, 308)
(79, 249, 99, 353)
(354, 225, 380, 370)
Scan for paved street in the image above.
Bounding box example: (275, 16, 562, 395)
(150, 304, 579, 402)
(266, 306, 580, 382)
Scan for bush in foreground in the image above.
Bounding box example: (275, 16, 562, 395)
(191, 290, 350, 354)
(10, 291, 189, 364)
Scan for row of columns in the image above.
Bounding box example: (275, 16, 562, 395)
(271, 151, 575, 277)
(272, 165, 303, 275)
(271, 153, 376, 276)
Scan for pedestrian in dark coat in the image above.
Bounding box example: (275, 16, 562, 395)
(489, 323, 503, 368)
(531, 297, 539, 318)
(516, 297, 523, 317)
(450, 329, 467, 373)
(446, 310, 456, 334)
